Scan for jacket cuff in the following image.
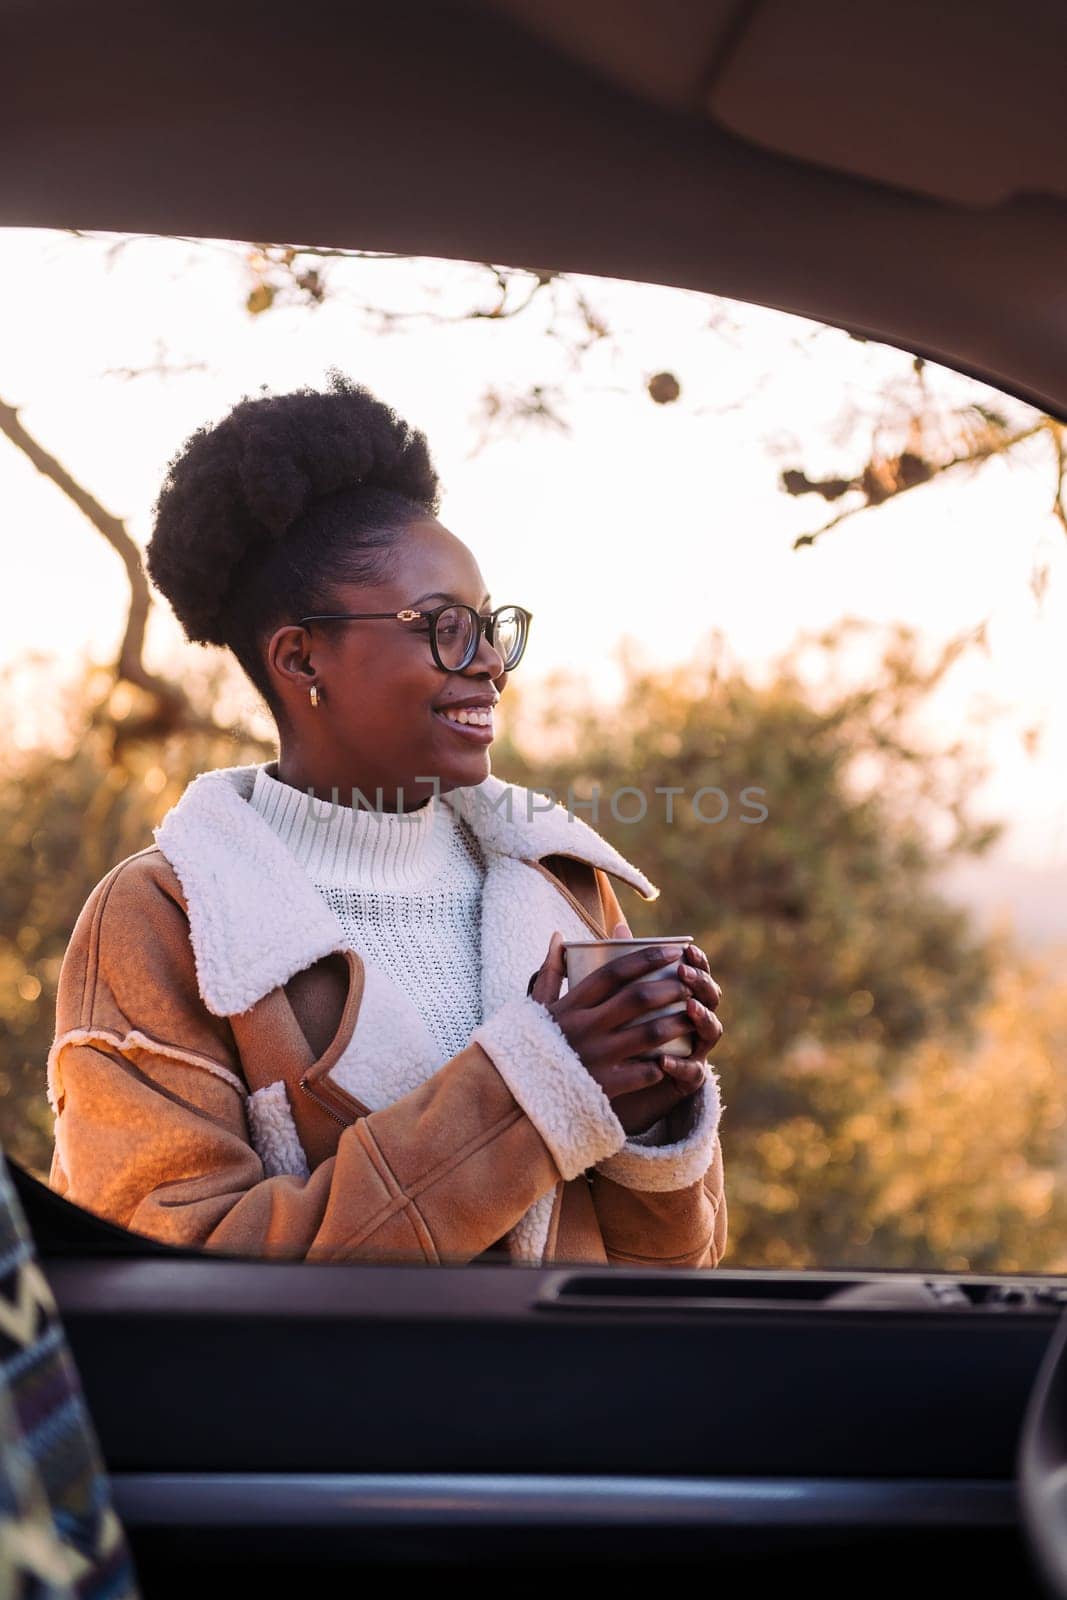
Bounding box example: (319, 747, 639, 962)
(472, 996, 627, 1180)
(594, 1068, 722, 1192)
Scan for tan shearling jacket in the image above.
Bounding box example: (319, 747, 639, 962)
(47, 766, 727, 1267)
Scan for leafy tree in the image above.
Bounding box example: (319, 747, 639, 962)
(5, 626, 1067, 1272)
(493, 619, 1064, 1269)
(867, 951, 1067, 1273)
(0, 659, 265, 1176)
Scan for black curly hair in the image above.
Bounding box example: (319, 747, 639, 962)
(146, 371, 440, 711)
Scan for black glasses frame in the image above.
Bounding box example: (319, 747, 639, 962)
(297, 603, 533, 673)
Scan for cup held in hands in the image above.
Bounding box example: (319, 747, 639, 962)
(562, 936, 697, 1057)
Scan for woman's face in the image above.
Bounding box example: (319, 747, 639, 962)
(270, 518, 512, 806)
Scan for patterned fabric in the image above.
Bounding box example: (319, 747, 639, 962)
(0, 1156, 138, 1599)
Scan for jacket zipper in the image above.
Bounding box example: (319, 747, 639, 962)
(299, 1075, 353, 1126)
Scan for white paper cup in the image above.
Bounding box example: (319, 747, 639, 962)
(562, 936, 696, 1057)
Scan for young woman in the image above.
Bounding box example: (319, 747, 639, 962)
(46, 375, 727, 1267)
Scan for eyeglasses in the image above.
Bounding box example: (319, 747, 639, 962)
(297, 602, 533, 673)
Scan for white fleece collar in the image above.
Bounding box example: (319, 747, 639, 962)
(154, 764, 658, 1017)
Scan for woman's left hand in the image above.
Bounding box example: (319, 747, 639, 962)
(608, 920, 724, 1139)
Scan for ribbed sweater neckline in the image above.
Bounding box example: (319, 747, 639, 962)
(248, 763, 451, 890)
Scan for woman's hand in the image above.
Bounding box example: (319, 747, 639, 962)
(526, 921, 725, 1135)
(608, 923, 725, 1136)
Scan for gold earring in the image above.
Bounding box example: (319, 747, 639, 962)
(309, 685, 320, 708)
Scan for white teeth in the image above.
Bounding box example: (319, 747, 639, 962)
(441, 707, 493, 727)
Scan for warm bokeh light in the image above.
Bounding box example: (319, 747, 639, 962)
(3, 227, 1067, 1270)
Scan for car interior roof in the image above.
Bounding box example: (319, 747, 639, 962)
(486, 0, 1067, 208)
(2, 0, 1066, 418)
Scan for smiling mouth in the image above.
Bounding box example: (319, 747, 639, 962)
(432, 706, 495, 744)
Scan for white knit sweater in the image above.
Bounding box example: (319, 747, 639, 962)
(249, 764, 486, 1061)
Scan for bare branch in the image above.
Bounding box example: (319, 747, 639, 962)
(467, 383, 569, 455)
(63, 229, 423, 266)
(790, 421, 1050, 550)
(0, 393, 263, 751)
(1050, 421, 1067, 539)
(103, 340, 210, 382)
(0, 394, 157, 681)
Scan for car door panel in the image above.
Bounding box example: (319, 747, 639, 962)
(10, 1169, 1051, 1586)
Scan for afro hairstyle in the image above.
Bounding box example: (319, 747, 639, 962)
(145, 370, 440, 707)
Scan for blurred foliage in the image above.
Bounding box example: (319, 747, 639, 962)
(4, 623, 1067, 1273)
(0, 657, 267, 1177)
(494, 618, 1067, 1270)
(867, 953, 1067, 1272)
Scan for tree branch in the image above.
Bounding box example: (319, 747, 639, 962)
(791, 421, 1051, 550)
(1050, 422, 1067, 539)
(0, 393, 265, 750)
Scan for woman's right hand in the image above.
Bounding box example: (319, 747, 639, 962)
(527, 930, 696, 1103)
